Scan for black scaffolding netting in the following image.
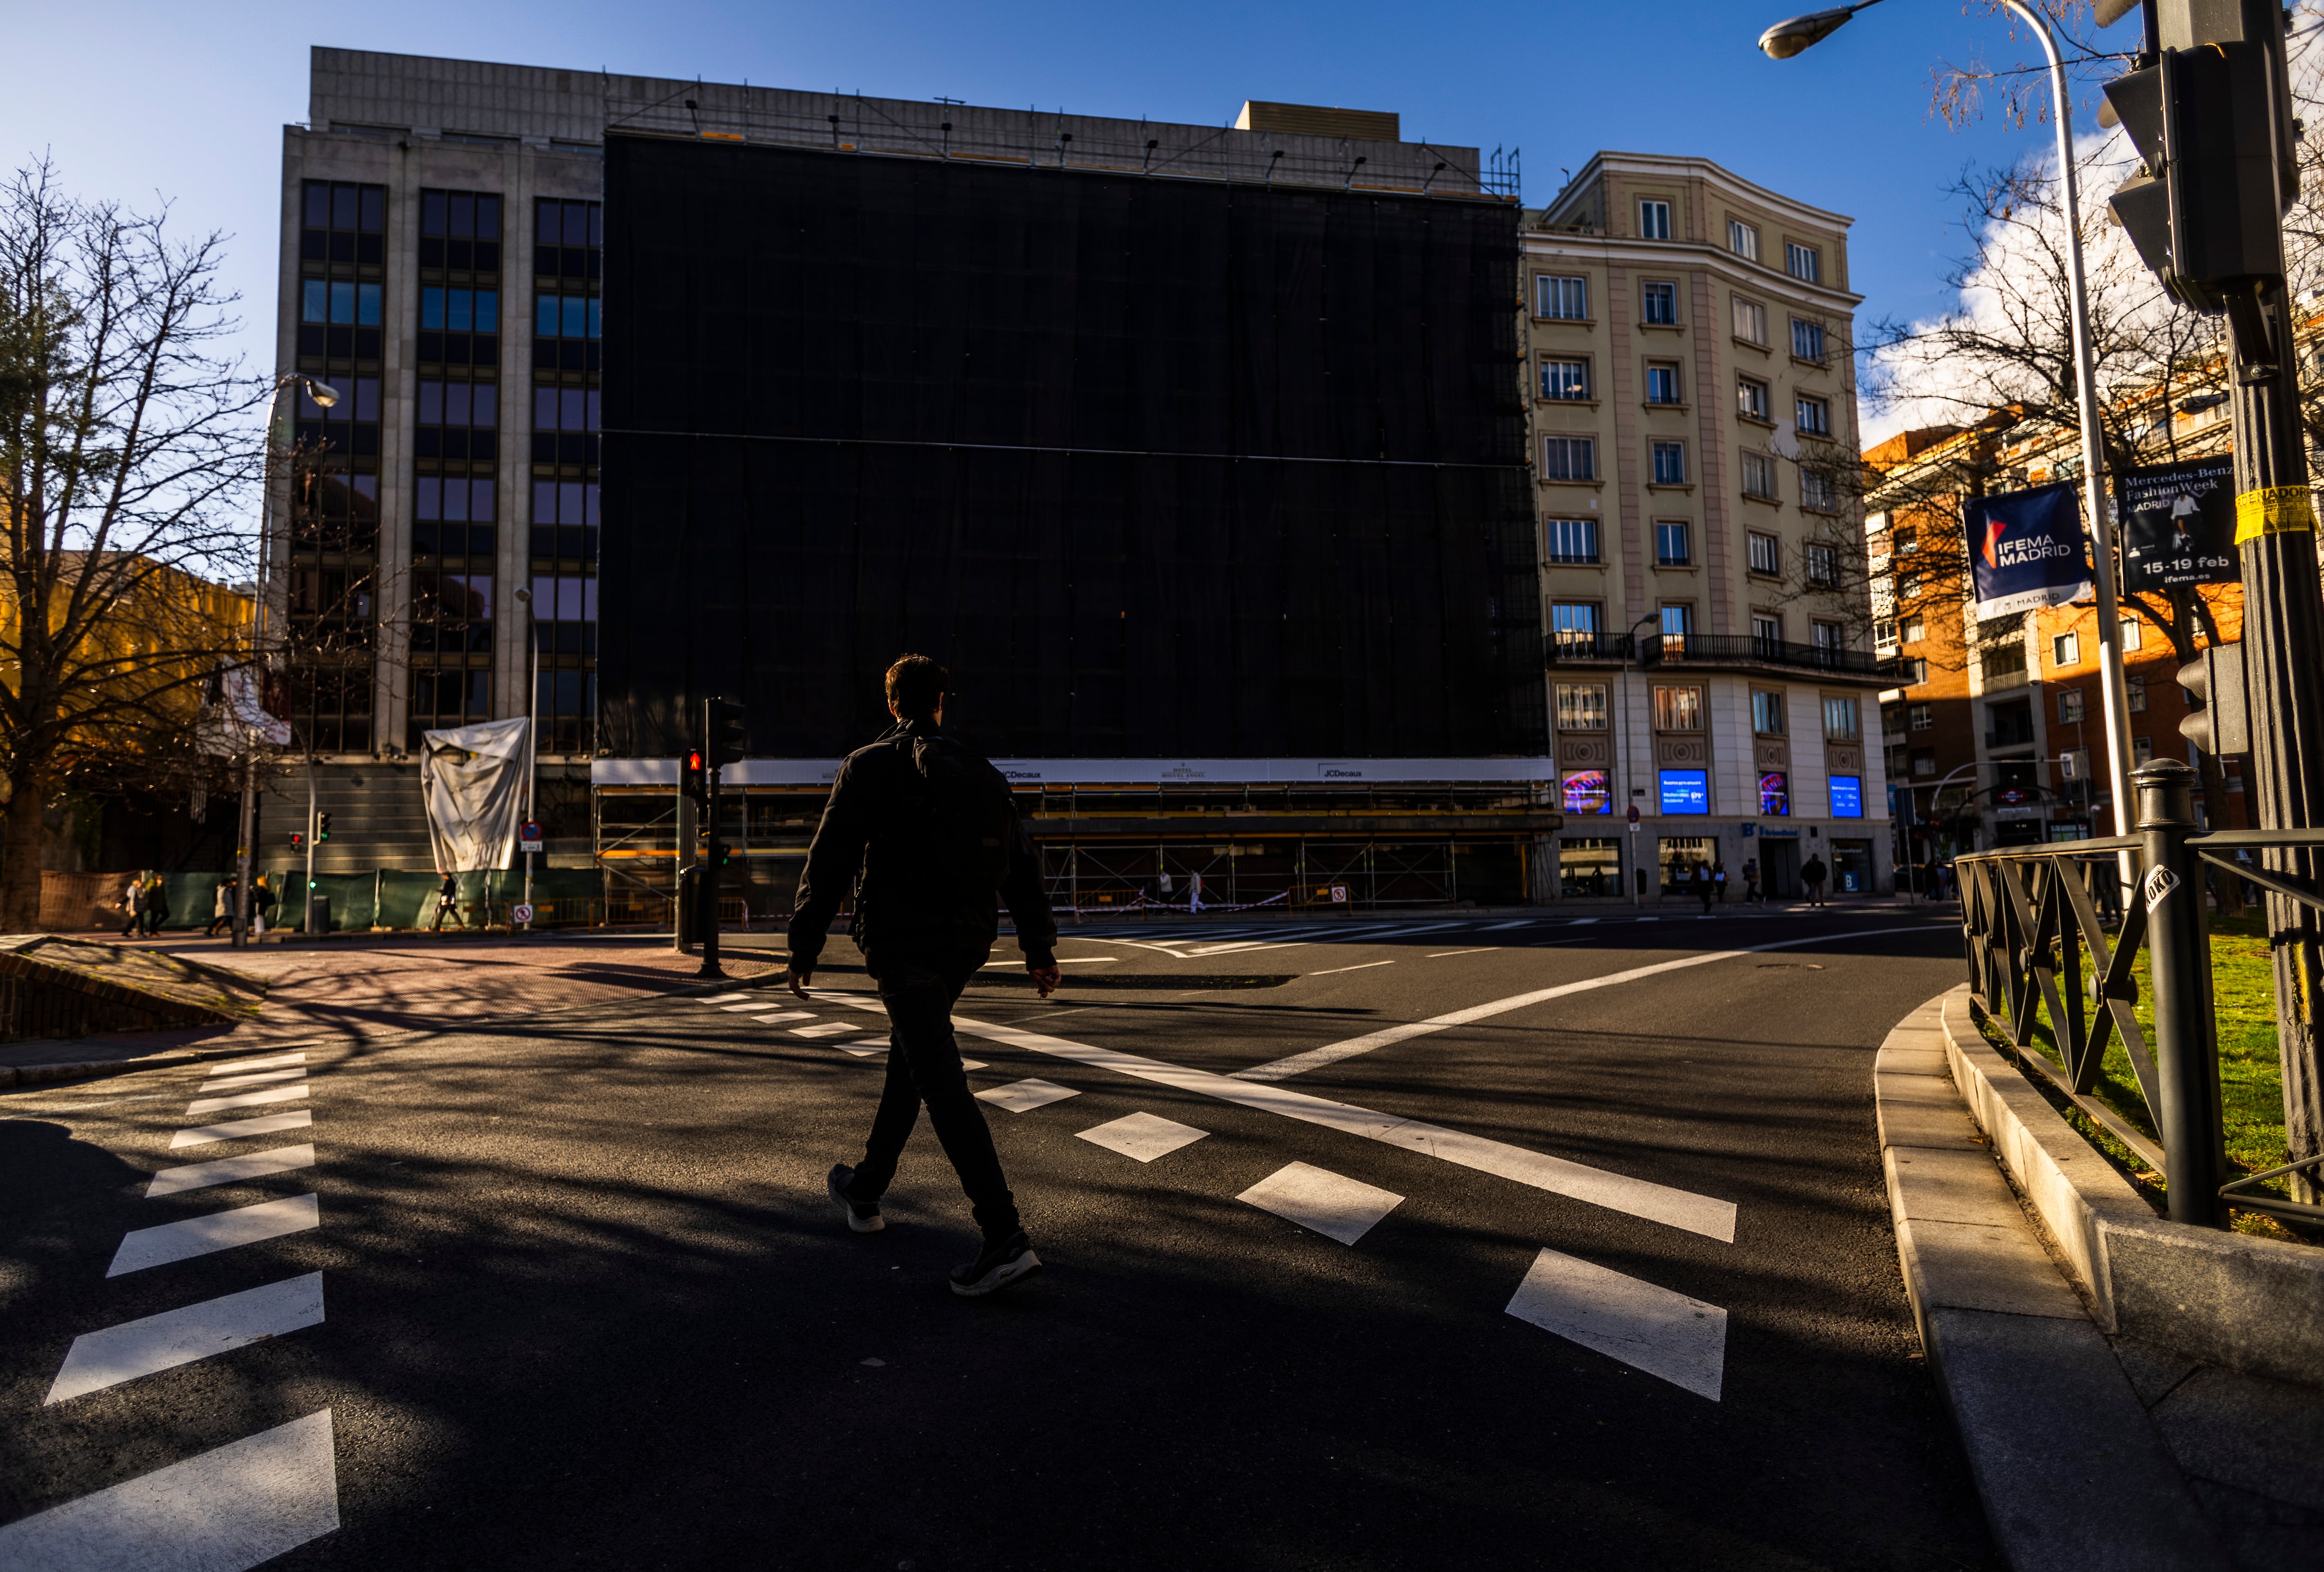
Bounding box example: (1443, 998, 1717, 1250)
(598, 135, 1543, 762)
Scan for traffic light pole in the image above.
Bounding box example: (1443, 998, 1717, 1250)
(2225, 281, 2324, 1204)
(302, 755, 319, 937)
(696, 695, 726, 980)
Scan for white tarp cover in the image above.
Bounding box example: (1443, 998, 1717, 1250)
(420, 717, 529, 872)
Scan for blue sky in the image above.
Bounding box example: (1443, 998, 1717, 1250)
(5, 0, 2133, 420)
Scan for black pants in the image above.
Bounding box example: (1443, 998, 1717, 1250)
(844, 950, 1022, 1242)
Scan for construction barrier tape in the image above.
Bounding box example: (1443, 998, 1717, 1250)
(2234, 486, 2317, 543)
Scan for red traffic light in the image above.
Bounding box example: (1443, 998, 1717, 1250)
(686, 750, 703, 770)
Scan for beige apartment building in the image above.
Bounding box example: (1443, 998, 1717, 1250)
(1522, 152, 1892, 901)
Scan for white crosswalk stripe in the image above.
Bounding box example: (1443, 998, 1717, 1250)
(0, 1409, 339, 1570)
(1076, 1112, 1207, 1163)
(185, 1084, 309, 1117)
(975, 1078, 1080, 1113)
(197, 1068, 306, 1092)
(200, 1052, 306, 1076)
(170, 1111, 312, 1150)
(46, 1275, 326, 1404)
(1505, 1247, 1727, 1400)
(107, 1196, 321, 1278)
(146, 1146, 316, 1199)
(1238, 1162, 1403, 1245)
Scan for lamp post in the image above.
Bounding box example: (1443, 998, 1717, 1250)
(1615, 612, 1662, 905)
(512, 584, 540, 931)
(244, 373, 338, 950)
(1759, 0, 2142, 906)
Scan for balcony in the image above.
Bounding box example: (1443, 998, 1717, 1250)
(1545, 632, 1893, 681)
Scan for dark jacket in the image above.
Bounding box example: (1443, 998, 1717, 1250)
(788, 720, 1057, 971)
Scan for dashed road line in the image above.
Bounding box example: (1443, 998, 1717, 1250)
(1076, 1112, 1207, 1163)
(46, 1275, 326, 1405)
(1238, 1162, 1403, 1246)
(1309, 959, 1396, 976)
(974, 1078, 1080, 1113)
(1505, 1246, 1728, 1401)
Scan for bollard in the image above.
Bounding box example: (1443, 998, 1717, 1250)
(2135, 760, 2229, 1228)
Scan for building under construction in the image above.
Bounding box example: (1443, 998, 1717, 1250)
(592, 90, 1556, 914)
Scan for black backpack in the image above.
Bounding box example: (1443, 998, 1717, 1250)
(901, 733, 1015, 895)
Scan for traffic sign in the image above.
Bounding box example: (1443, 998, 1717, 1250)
(512, 902, 535, 925)
(1626, 804, 1640, 824)
(518, 821, 543, 851)
(1329, 885, 1349, 904)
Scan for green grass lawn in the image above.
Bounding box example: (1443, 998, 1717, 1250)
(1987, 912, 2294, 1235)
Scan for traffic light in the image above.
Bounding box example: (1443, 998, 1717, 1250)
(680, 748, 706, 806)
(289, 831, 303, 849)
(706, 698, 749, 768)
(317, 813, 331, 842)
(2104, 0, 2296, 312)
(2178, 642, 2251, 755)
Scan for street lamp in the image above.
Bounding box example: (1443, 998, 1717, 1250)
(1615, 612, 1662, 905)
(512, 583, 540, 932)
(1759, 0, 2142, 907)
(239, 373, 338, 951)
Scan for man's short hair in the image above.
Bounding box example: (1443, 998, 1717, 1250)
(885, 654, 948, 720)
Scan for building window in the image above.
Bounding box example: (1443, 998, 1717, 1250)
(409, 665, 493, 739)
(1559, 838, 1621, 897)
(414, 476, 497, 560)
(1909, 702, 1934, 731)
(1786, 241, 1821, 283)
(414, 380, 499, 466)
(2053, 631, 2080, 667)
(528, 572, 599, 657)
(1728, 218, 1760, 260)
(1660, 602, 1694, 647)
(1983, 639, 2029, 682)
(1741, 453, 1778, 502)
(1645, 362, 1682, 404)
(1733, 296, 1767, 343)
(2121, 617, 2144, 650)
(1901, 613, 1923, 641)
(1805, 542, 1840, 585)
(2133, 736, 2156, 766)
(1737, 376, 1769, 421)
(1896, 656, 1928, 685)
(2129, 674, 2147, 712)
(1748, 533, 1781, 577)
(1823, 695, 1862, 740)
(1555, 682, 1609, 730)
(1652, 683, 1704, 731)
(1651, 441, 1687, 485)
(409, 571, 495, 659)
(1913, 748, 1936, 774)
(1642, 280, 1678, 325)
(536, 289, 604, 373)
(1540, 359, 1590, 400)
(1538, 274, 1588, 319)
(1640, 199, 1672, 240)
(1752, 612, 1783, 646)
(1655, 520, 1692, 567)
(1790, 317, 1826, 362)
(1549, 601, 1602, 653)
(532, 480, 601, 564)
(2059, 688, 2086, 724)
(1875, 617, 1898, 653)
(1801, 467, 1839, 511)
(1544, 517, 1600, 563)
(1795, 395, 1831, 436)
(1542, 436, 1597, 481)
(531, 385, 602, 467)
(1752, 689, 1786, 735)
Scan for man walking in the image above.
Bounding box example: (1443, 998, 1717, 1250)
(1741, 857, 1762, 906)
(789, 655, 1061, 1298)
(1802, 852, 1829, 907)
(119, 876, 145, 937)
(431, 872, 461, 931)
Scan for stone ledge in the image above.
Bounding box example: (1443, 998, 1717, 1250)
(1936, 986, 2324, 1392)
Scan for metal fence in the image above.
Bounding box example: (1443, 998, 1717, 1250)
(1958, 758, 2324, 1228)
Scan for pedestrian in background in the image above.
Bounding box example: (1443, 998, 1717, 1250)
(252, 874, 273, 936)
(1712, 860, 1729, 904)
(1741, 857, 1762, 905)
(207, 879, 234, 936)
(119, 876, 145, 937)
(1693, 861, 1715, 914)
(431, 872, 462, 931)
(1802, 853, 1829, 907)
(790, 654, 1060, 1298)
(140, 876, 166, 936)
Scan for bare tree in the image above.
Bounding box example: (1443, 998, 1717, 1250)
(0, 159, 266, 928)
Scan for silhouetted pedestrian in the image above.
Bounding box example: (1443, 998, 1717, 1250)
(1803, 853, 1829, 907)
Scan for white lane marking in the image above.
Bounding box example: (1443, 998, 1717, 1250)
(960, 1058, 989, 1071)
(46, 1275, 325, 1404)
(719, 1002, 783, 1012)
(1309, 960, 1396, 976)
(1481, 919, 1538, 931)
(1236, 925, 1940, 1083)
(748, 1011, 815, 1024)
(201, 1052, 307, 1076)
(197, 1068, 306, 1092)
(975, 1078, 1081, 1113)
(1077, 1111, 1207, 1163)
(107, 1196, 321, 1278)
(1238, 1162, 1403, 1246)
(0, 1407, 339, 1569)
(147, 1147, 317, 1199)
(812, 1003, 1737, 1240)
(840, 1044, 885, 1057)
(1505, 1247, 1728, 1401)
(185, 1084, 309, 1117)
(1564, 918, 1601, 927)
(170, 1111, 313, 1150)
(696, 993, 752, 1004)
(1426, 949, 1495, 958)
(791, 1022, 863, 1039)
(984, 957, 1121, 967)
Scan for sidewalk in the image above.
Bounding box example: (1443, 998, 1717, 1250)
(0, 936, 781, 1085)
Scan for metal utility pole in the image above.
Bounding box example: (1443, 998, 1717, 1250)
(302, 756, 319, 936)
(697, 697, 726, 980)
(232, 751, 258, 947)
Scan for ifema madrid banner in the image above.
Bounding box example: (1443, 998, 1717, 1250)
(1963, 480, 2093, 617)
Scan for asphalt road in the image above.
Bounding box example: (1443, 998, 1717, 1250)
(0, 906, 1999, 1572)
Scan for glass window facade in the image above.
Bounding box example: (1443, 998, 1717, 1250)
(532, 198, 604, 754)
(1559, 838, 1620, 896)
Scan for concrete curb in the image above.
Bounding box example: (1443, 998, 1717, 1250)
(1935, 990, 2324, 1389)
(1877, 988, 2227, 1572)
(0, 972, 785, 1090)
